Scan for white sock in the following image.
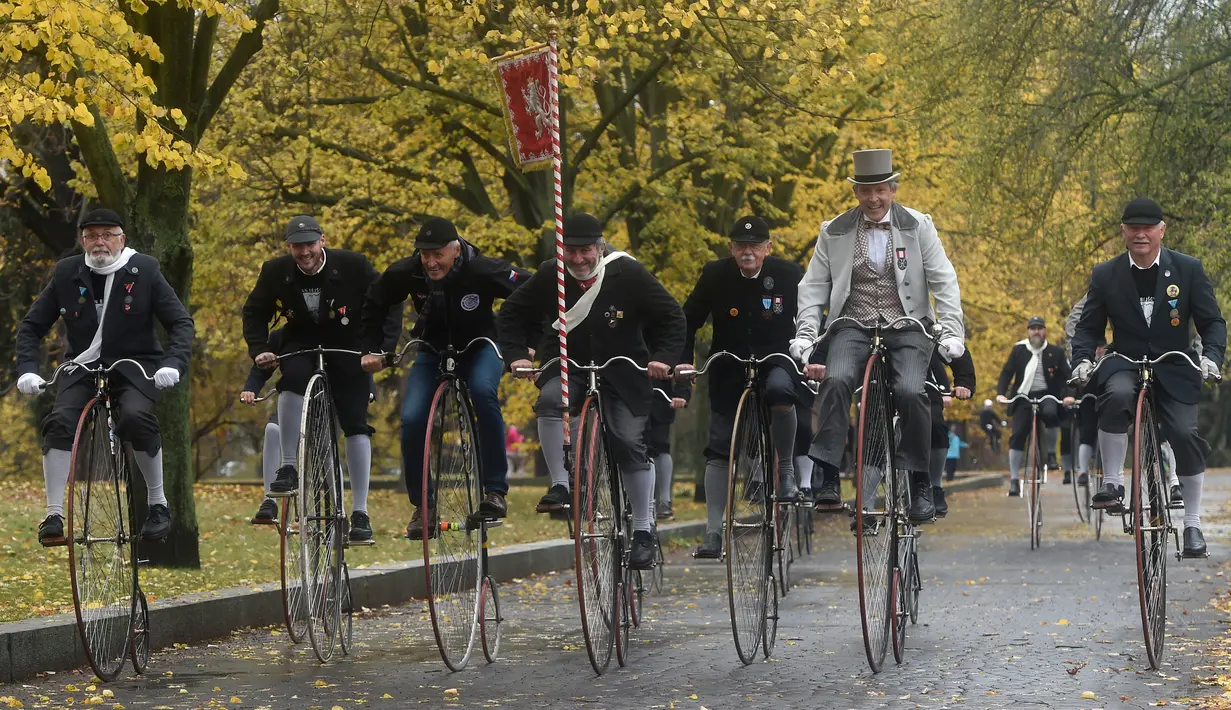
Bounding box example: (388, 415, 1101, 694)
(1098, 430, 1128, 488)
(623, 466, 653, 533)
(346, 435, 372, 513)
(1077, 443, 1093, 475)
(654, 453, 674, 504)
(795, 455, 814, 490)
(929, 448, 947, 488)
(1008, 449, 1023, 481)
(43, 449, 72, 518)
(277, 392, 305, 469)
(538, 416, 569, 489)
(262, 423, 280, 497)
(705, 461, 728, 535)
(1163, 445, 1179, 488)
(1181, 472, 1203, 530)
(134, 450, 168, 507)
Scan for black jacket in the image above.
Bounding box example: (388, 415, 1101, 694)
(497, 256, 686, 416)
(242, 249, 401, 362)
(242, 329, 285, 394)
(927, 350, 976, 403)
(16, 253, 194, 399)
(997, 342, 1072, 403)
(682, 256, 803, 413)
(361, 240, 530, 354)
(1073, 249, 1226, 404)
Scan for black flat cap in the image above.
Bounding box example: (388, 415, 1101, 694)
(1121, 198, 1164, 226)
(562, 214, 603, 246)
(729, 215, 770, 242)
(1027, 316, 1046, 328)
(80, 208, 124, 230)
(285, 215, 323, 243)
(415, 217, 460, 249)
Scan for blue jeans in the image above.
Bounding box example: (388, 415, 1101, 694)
(402, 344, 509, 507)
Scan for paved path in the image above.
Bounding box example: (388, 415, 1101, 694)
(6, 472, 1231, 709)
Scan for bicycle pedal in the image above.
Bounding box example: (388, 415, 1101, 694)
(346, 538, 376, 547)
(137, 558, 151, 565)
(483, 520, 504, 529)
(38, 537, 68, 548)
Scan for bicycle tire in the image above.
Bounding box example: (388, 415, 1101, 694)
(574, 395, 617, 675)
(1025, 417, 1042, 550)
(649, 533, 665, 595)
(298, 374, 342, 663)
(1133, 389, 1169, 669)
(761, 576, 779, 658)
(627, 566, 644, 629)
(339, 563, 354, 656)
(129, 589, 150, 674)
(854, 354, 895, 673)
(891, 568, 905, 664)
(614, 581, 630, 668)
(280, 498, 308, 643)
(906, 545, 920, 625)
(1070, 418, 1087, 523)
(1093, 450, 1104, 540)
(422, 380, 481, 671)
(725, 387, 771, 666)
(68, 400, 134, 682)
(775, 469, 793, 598)
(479, 575, 502, 663)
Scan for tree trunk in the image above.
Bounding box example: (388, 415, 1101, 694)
(127, 166, 202, 568)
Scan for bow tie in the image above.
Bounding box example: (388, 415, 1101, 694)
(863, 220, 891, 231)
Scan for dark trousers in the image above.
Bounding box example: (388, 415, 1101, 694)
(810, 327, 933, 472)
(1099, 370, 1208, 477)
(278, 353, 372, 437)
(401, 344, 508, 507)
(705, 366, 795, 463)
(43, 375, 161, 455)
(644, 396, 675, 457)
(1009, 391, 1060, 451)
(536, 375, 648, 471)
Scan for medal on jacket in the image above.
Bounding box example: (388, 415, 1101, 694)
(1166, 284, 1179, 298)
(763, 276, 774, 289)
(773, 296, 783, 314)
(338, 305, 349, 325)
(896, 247, 907, 271)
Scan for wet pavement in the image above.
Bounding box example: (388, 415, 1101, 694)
(5, 471, 1231, 709)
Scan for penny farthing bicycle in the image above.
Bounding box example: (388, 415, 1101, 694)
(267, 347, 363, 663)
(999, 393, 1062, 550)
(384, 337, 504, 671)
(38, 359, 160, 681)
(1076, 351, 1216, 669)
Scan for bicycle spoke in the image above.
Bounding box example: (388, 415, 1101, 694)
(300, 376, 340, 662)
(1135, 393, 1168, 669)
(575, 399, 616, 673)
(855, 357, 893, 673)
(727, 390, 769, 665)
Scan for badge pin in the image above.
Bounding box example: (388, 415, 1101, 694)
(341, 317, 350, 326)
(123, 304, 131, 312)
(896, 247, 907, 271)
(130, 266, 138, 274)
(59, 308, 66, 315)
(616, 310, 624, 319)
(762, 298, 772, 310)
(125, 283, 134, 293)
(1166, 284, 1180, 298)
(1165, 270, 1171, 277)
(78, 296, 86, 304)
(763, 277, 774, 289)
(729, 307, 739, 317)
(1171, 318, 1181, 327)
(338, 306, 347, 316)
(79, 286, 87, 295)
(1170, 309, 1180, 319)
(329, 311, 336, 319)
(124, 296, 133, 304)
(1169, 299, 1178, 308)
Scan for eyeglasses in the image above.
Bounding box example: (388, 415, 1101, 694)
(82, 231, 123, 242)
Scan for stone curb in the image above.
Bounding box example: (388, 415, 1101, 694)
(0, 520, 707, 682)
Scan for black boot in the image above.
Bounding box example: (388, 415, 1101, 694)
(908, 473, 935, 523)
(629, 530, 656, 570)
(1008, 479, 1021, 497)
(1182, 527, 1207, 558)
(1091, 482, 1125, 510)
(1063, 470, 1072, 485)
(814, 462, 843, 510)
(694, 532, 722, 559)
(932, 487, 948, 518)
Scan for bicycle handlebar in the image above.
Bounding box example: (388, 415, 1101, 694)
(382, 337, 504, 367)
(516, 355, 650, 375)
(997, 393, 1065, 406)
(40, 358, 155, 391)
(1068, 350, 1212, 384)
(275, 347, 364, 362)
(675, 351, 806, 379)
(807, 315, 941, 348)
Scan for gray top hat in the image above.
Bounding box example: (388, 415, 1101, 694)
(847, 149, 901, 185)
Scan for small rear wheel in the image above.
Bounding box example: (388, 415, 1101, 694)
(479, 576, 502, 663)
(761, 576, 779, 658)
(891, 568, 905, 664)
(614, 581, 630, 668)
(130, 590, 150, 674)
(280, 498, 307, 643)
(627, 567, 644, 628)
(339, 563, 354, 656)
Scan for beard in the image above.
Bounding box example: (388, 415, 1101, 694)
(85, 248, 118, 270)
(1028, 334, 1045, 349)
(567, 263, 596, 280)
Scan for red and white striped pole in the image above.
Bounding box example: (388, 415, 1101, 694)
(548, 36, 569, 448)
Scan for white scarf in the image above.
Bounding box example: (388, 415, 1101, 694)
(551, 251, 634, 332)
(74, 247, 138, 366)
(1016, 337, 1046, 396)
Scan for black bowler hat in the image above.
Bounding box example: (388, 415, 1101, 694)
(285, 215, 324, 243)
(1121, 198, 1164, 225)
(80, 208, 124, 230)
(1027, 316, 1046, 328)
(562, 214, 603, 246)
(415, 217, 460, 249)
(729, 216, 770, 242)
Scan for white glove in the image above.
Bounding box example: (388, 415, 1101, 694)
(1202, 357, 1222, 382)
(938, 337, 965, 361)
(789, 337, 813, 364)
(1072, 360, 1094, 384)
(154, 367, 180, 390)
(17, 373, 45, 395)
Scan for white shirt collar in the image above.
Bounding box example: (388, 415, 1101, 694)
(1130, 250, 1160, 270)
(297, 248, 328, 276)
(861, 210, 892, 226)
(741, 268, 762, 280)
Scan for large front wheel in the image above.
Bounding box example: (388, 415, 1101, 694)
(726, 388, 772, 665)
(298, 374, 343, 663)
(1024, 419, 1043, 550)
(422, 380, 482, 671)
(574, 396, 618, 675)
(1133, 390, 1169, 670)
(68, 400, 135, 682)
(854, 354, 895, 674)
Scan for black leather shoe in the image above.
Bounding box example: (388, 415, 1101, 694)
(629, 530, 656, 570)
(406, 506, 436, 540)
(1170, 484, 1183, 506)
(814, 478, 842, 509)
(141, 504, 172, 541)
(1076, 472, 1089, 486)
(478, 491, 508, 519)
(656, 501, 674, 520)
(1063, 470, 1072, 485)
(38, 514, 66, 547)
(1182, 527, 1207, 558)
(268, 465, 298, 497)
(349, 511, 374, 543)
(1008, 479, 1021, 497)
(1091, 483, 1125, 510)
(1047, 453, 1059, 471)
(536, 484, 571, 513)
(694, 532, 722, 559)
(251, 499, 278, 525)
(932, 487, 948, 518)
(908, 486, 935, 523)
